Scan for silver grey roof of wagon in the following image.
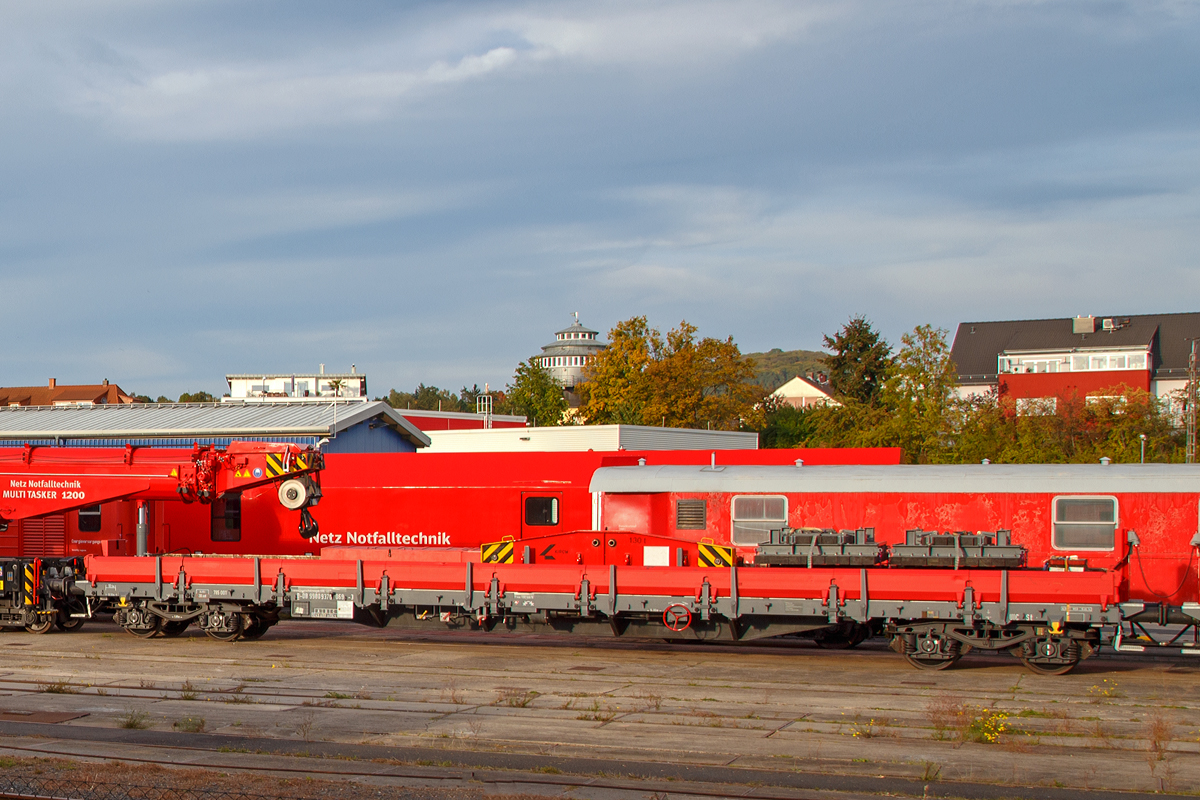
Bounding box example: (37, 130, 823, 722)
(0, 401, 430, 448)
(589, 464, 1200, 494)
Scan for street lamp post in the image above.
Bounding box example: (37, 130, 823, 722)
(1139, 433, 1146, 464)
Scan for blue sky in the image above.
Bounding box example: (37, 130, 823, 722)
(1, 0, 1197, 398)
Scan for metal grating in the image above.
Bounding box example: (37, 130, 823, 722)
(675, 499, 707, 530)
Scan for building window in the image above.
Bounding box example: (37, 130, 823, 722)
(211, 494, 242, 542)
(731, 495, 787, 545)
(676, 499, 707, 530)
(77, 505, 102, 533)
(1052, 496, 1117, 551)
(1129, 353, 1146, 368)
(524, 496, 559, 526)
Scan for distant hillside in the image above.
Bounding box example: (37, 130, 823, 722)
(743, 348, 828, 391)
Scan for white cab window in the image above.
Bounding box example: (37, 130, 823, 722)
(731, 495, 787, 545)
(1052, 496, 1117, 551)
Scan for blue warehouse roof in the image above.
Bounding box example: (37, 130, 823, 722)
(0, 401, 430, 453)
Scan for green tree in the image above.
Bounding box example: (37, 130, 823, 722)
(877, 325, 958, 463)
(178, 391, 215, 403)
(822, 316, 892, 404)
(507, 359, 568, 426)
(384, 384, 468, 412)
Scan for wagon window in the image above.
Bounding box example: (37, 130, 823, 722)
(211, 493, 242, 542)
(1052, 496, 1117, 550)
(77, 505, 102, 533)
(731, 495, 787, 546)
(524, 496, 559, 526)
(676, 499, 707, 530)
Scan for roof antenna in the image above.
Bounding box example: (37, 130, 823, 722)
(573, 311, 579, 324)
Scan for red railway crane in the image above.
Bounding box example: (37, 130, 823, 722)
(0, 441, 323, 633)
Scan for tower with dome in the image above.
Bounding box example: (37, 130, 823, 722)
(535, 314, 607, 401)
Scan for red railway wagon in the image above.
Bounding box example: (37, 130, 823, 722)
(2, 447, 898, 558)
(589, 463, 1200, 607)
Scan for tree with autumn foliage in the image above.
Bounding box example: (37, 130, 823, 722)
(577, 317, 764, 430)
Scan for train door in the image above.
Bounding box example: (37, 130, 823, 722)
(521, 491, 563, 538)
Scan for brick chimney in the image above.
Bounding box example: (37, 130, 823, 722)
(103, 379, 109, 386)
(48, 378, 56, 389)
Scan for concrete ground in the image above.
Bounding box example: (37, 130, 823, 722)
(0, 618, 1197, 798)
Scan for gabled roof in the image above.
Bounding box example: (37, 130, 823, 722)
(950, 312, 1200, 385)
(0, 401, 430, 448)
(771, 375, 838, 400)
(0, 381, 134, 407)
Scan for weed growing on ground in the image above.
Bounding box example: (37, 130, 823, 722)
(846, 714, 879, 739)
(576, 699, 617, 722)
(635, 692, 662, 712)
(177, 680, 199, 701)
(924, 695, 1007, 743)
(324, 691, 352, 699)
(440, 679, 464, 705)
(920, 761, 942, 782)
(296, 711, 315, 742)
(1089, 679, 1121, 703)
(964, 708, 1008, 743)
(173, 717, 205, 733)
(37, 680, 77, 694)
(119, 709, 150, 730)
(495, 688, 538, 707)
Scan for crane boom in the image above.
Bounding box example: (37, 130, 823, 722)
(0, 442, 323, 537)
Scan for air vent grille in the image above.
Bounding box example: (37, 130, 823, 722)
(676, 499, 707, 530)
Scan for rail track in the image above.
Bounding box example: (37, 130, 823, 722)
(0, 620, 1197, 797)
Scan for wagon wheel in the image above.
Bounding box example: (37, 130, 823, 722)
(160, 621, 191, 638)
(1016, 638, 1080, 676)
(816, 622, 869, 650)
(25, 615, 55, 635)
(239, 615, 269, 641)
(903, 651, 962, 671)
(204, 614, 243, 642)
(55, 613, 85, 632)
(1019, 656, 1078, 676)
(899, 632, 961, 671)
(125, 616, 162, 639)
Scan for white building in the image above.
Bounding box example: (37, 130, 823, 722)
(224, 366, 368, 403)
(422, 424, 758, 452)
(534, 316, 606, 390)
(770, 375, 841, 409)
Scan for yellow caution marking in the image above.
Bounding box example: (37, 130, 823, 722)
(697, 543, 734, 568)
(264, 454, 285, 477)
(23, 564, 34, 606)
(481, 540, 515, 564)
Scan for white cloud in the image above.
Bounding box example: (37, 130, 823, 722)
(72, 46, 521, 140)
(53, 0, 838, 140)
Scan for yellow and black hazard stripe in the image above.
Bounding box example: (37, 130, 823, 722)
(264, 453, 311, 478)
(481, 540, 515, 564)
(23, 564, 36, 606)
(697, 543, 734, 568)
